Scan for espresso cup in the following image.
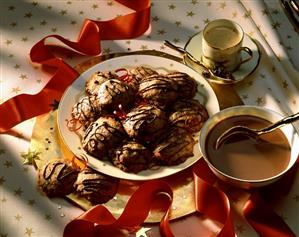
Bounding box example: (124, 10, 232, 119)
(202, 19, 253, 72)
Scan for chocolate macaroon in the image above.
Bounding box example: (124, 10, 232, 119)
(71, 95, 101, 129)
(122, 104, 168, 142)
(85, 71, 117, 96)
(169, 99, 209, 133)
(82, 116, 126, 159)
(97, 79, 135, 110)
(129, 66, 158, 82)
(138, 74, 178, 105)
(166, 71, 197, 99)
(153, 127, 195, 166)
(74, 168, 119, 204)
(109, 140, 152, 173)
(37, 159, 79, 198)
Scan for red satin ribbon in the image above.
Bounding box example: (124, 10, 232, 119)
(64, 158, 296, 237)
(0, 0, 150, 133)
(193, 159, 297, 237)
(193, 159, 235, 237)
(63, 180, 173, 237)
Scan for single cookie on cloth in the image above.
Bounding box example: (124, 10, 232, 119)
(74, 168, 119, 204)
(37, 159, 79, 198)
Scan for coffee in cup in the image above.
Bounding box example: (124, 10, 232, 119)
(202, 19, 253, 72)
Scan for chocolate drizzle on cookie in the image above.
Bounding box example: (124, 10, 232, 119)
(130, 66, 158, 82)
(75, 168, 118, 204)
(169, 99, 209, 133)
(86, 71, 117, 96)
(43, 161, 76, 180)
(71, 95, 100, 128)
(98, 79, 135, 110)
(153, 127, 195, 166)
(123, 105, 168, 141)
(109, 140, 152, 173)
(166, 71, 197, 99)
(38, 160, 79, 197)
(138, 75, 178, 105)
(70, 66, 210, 174)
(82, 116, 126, 159)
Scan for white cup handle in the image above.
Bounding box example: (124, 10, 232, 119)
(239, 47, 253, 65)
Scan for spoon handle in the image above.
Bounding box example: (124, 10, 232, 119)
(164, 40, 186, 54)
(164, 40, 235, 83)
(259, 111, 299, 134)
(164, 40, 203, 66)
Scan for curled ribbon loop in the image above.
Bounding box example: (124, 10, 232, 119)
(64, 158, 297, 237)
(192, 159, 235, 237)
(192, 158, 297, 237)
(0, 0, 150, 133)
(63, 180, 173, 237)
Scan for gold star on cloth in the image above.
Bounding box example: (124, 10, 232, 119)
(14, 187, 23, 196)
(0, 176, 6, 185)
(11, 87, 21, 94)
(0, 149, 5, 155)
(15, 214, 22, 221)
(24, 227, 34, 237)
(3, 160, 13, 168)
(20, 149, 40, 168)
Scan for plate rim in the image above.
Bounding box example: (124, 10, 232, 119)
(57, 52, 220, 180)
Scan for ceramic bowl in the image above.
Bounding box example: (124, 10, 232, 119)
(199, 105, 299, 189)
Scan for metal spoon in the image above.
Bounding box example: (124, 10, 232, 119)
(215, 111, 299, 150)
(163, 40, 235, 83)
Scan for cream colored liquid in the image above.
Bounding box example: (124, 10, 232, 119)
(204, 26, 241, 49)
(206, 115, 291, 180)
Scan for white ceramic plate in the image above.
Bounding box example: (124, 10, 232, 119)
(57, 54, 220, 180)
(185, 31, 261, 84)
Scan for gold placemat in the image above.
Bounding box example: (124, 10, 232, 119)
(30, 50, 243, 223)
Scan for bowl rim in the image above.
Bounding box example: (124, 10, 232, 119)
(199, 105, 299, 184)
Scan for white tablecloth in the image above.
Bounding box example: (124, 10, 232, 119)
(1, 1, 298, 236)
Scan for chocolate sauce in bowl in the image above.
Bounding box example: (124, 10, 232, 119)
(205, 115, 291, 180)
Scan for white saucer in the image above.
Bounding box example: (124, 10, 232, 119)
(184, 31, 261, 84)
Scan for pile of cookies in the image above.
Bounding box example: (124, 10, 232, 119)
(71, 66, 209, 173)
